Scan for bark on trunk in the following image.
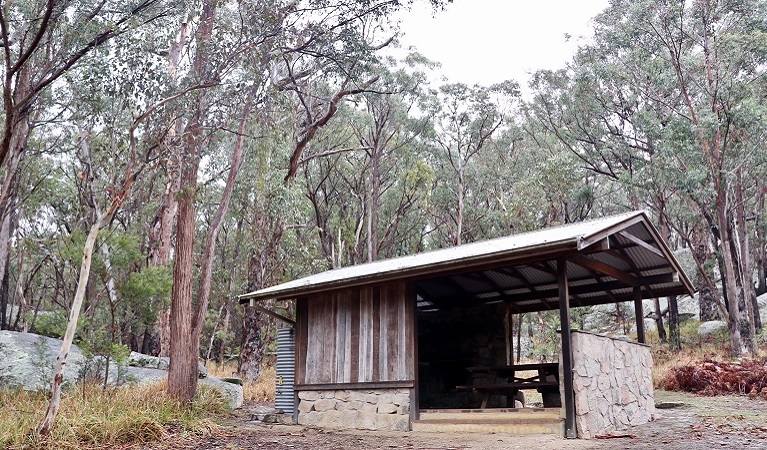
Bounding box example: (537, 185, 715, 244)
(167, 0, 216, 402)
(167, 151, 199, 401)
(149, 16, 190, 357)
(238, 305, 264, 382)
(717, 200, 748, 356)
(734, 172, 760, 332)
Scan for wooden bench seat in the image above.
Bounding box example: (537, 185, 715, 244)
(456, 381, 559, 391)
(456, 381, 560, 409)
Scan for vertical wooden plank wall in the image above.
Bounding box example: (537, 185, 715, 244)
(299, 281, 414, 385)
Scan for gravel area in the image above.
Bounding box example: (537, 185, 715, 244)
(143, 391, 767, 450)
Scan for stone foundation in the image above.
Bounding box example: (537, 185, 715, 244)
(297, 388, 411, 431)
(569, 330, 654, 438)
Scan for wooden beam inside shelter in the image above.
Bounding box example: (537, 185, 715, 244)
(618, 230, 664, 258)
(634, 286, 645, 344)
(568, 253, 637, 286)
(558, 258, 576, 439)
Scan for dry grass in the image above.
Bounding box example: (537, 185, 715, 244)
(204, 361, 276, 403)
(0, 381, 227, 450)
(246, 365, 276, 403)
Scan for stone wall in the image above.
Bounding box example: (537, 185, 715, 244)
(569, 330, 655, 438)
(297, 388, 410, 431)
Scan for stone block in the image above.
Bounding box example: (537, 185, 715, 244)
(362, 402, 377, 414)
(584, 358, 599, 377)
(299, 391, 321, 401)
(394, 418, 409, 431)
(392, 394, 410, 406)
(624, 400, 639, 419)
(377, 403, 397, 414)
(365, 393, 379, 404)
(300, 411, 319, 426)
(314, 398, 337, 412)
(575, 393, 591, 414)
(321, 390, 335, 399)
(298, 400, 314, 413)
(374, 413, 401, 430)
(339, 409, 360, 426)
(377, 393, 394, 405)
(357, 412, 377, 430)
(620, 386, 633, 405)
(347, 401, 363, 410)
(317, 410, 341, 428)
(597, 373, 610, 391)
(397, 404, 410, 415)
(350, 391, 367, 402)
(336, 390, 351, 402)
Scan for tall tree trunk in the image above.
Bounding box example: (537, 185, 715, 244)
(734, 172, 760, 331)
(717, 198, 748, 356)
(239, 305, 264, 382)
(167, 0, 217, 402)
(217, 304, 231, 364)
(366, 144, 381, 261)
(149, 16, 190, 357)
(37, 161, 139, 434)
(168, 89, 249, 401)
(0, 214, 9, 330)
(167, 143, 200, 400)
(37, 220, 103, 435)
(756, 183, 767, 296)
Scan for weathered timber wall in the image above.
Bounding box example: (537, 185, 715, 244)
(296, 281, 415, 385)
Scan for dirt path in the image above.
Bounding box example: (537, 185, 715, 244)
(144, 391, 767, 450)
(587, 390, 767, 450)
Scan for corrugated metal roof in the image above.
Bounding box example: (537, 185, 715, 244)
(240, 211, 695, 307)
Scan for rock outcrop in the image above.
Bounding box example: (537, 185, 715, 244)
(0, 330, 242, 409)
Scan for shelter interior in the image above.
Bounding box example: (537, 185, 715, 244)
(414, 220, 686, 410)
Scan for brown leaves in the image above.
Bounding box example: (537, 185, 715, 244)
(661, 358, 767, 398)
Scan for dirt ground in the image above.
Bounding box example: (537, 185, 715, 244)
(144, 390, 767, 450)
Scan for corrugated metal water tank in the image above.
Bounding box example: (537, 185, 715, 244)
(275, 327, 295, 414)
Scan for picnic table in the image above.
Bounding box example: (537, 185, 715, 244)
(456, 362, 561, 408)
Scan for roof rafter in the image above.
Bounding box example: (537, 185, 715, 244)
(568, 254, 637, 286)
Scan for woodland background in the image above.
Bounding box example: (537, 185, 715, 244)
(1, 0, 766, 399)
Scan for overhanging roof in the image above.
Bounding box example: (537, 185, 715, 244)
(239, 211, 695, 312)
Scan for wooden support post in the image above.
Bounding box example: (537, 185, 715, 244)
(634, 286, 645, 344)
(558, 258, 576, 439)
(504, 303, 514, 365)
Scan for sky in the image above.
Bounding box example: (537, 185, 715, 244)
(395, 0, 611, 88)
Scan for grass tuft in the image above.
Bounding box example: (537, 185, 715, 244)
(0, 381, 227, 450)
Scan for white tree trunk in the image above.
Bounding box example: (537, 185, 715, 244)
(37, 218, 103, 435)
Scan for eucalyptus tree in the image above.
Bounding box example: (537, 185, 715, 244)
(527, 0, 767, 356)
(36, 73, 166, 437)
(353, 55, 435, 261)
(231, 133, 316, 381)
(298, 55, 436, 267)
(164, 0, 451, 401)
(0, 0, 174, 330)
(425, 81, 518, 246)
